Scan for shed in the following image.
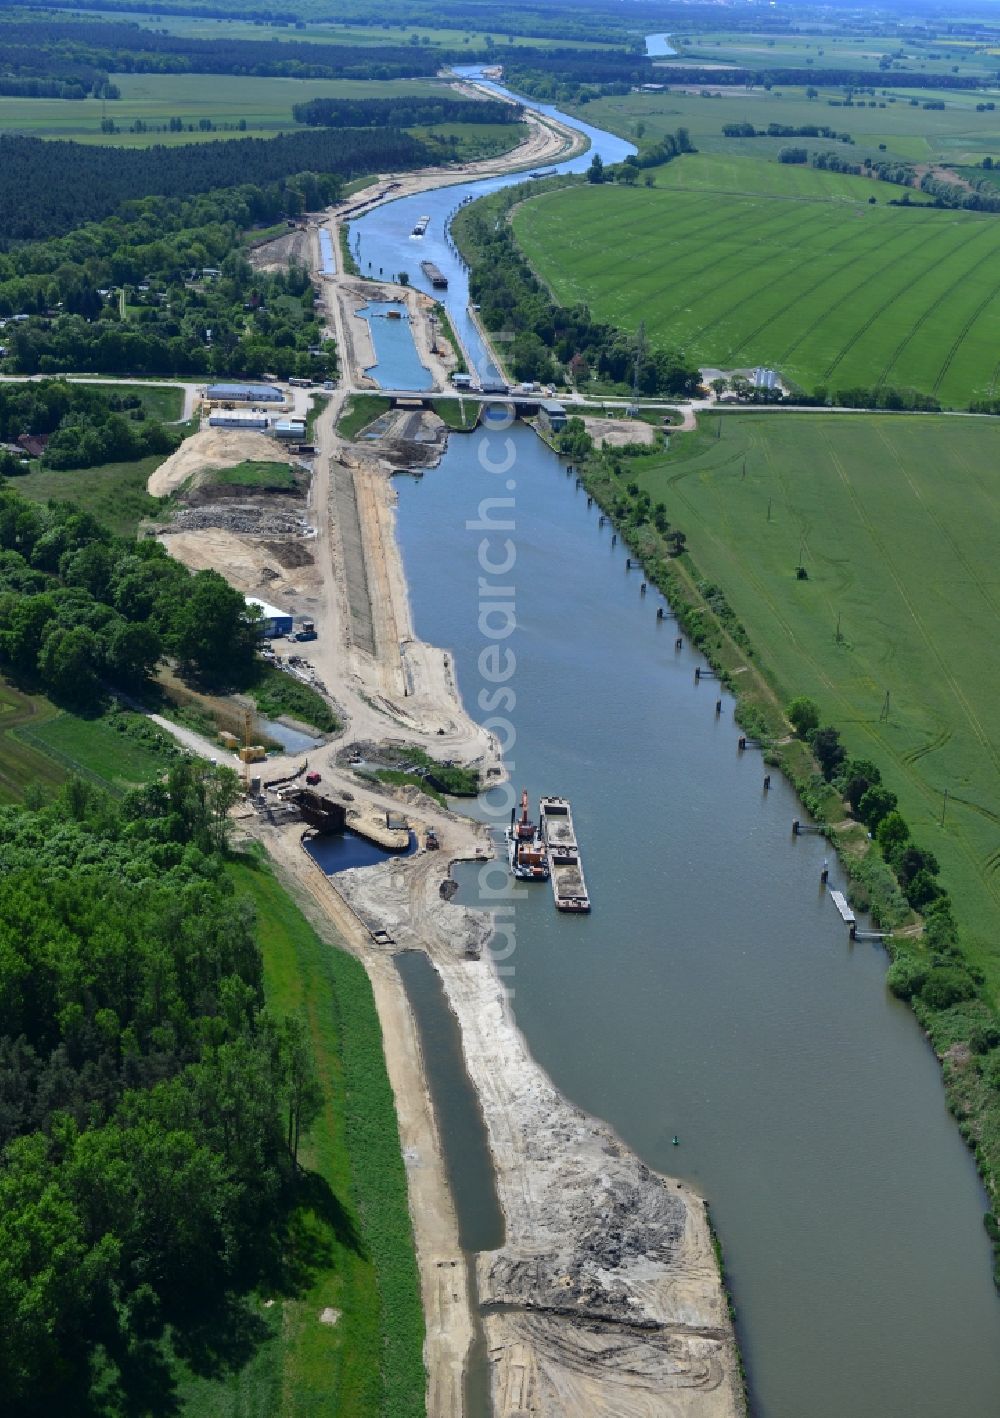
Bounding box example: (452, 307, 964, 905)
(208, 408, 269, 430)
(207, 382, 285, 404)
(273, 417, 307, 439)
(246, 596, 294, 638)
(538, 399, 567, 432)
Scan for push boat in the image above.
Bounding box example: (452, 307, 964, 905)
(505, 789, 549, 881)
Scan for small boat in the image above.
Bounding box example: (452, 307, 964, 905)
(505, 788, 549, 881)
(411, 215, 430, 236)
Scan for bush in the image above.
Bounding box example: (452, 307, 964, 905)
(921, 966, 976, 1010)
(858, 784, 897, 829)
(786, 695, 820, 736)
(887, 951, 929, 1001)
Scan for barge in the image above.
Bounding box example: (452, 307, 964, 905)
(505, 788, 549, 881)
(539, 796, 591, 912)
(421, 259, 448, 289)
(411, 215, 430, 236)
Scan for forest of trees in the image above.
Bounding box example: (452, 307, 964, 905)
(457, 184, 701, 396)
(0, 484, 261, 704)
(0, 17, 450, 82)
(0, 383, 181, 474)
(0, 129, 433, 243)
(0, 766, 325, 1413)
(292, 95, 521, 127)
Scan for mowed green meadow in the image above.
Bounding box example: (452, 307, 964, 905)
(636, 411, 1000, 987)
(513, 156, 1000, 404)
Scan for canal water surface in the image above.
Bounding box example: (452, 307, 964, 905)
(350, 58, 1000, 1418)
(392, 424, 1000, 1418)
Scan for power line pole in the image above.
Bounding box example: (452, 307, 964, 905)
(879, 690, 890, 723)
(940, 787, 949, 826)
(632, 320, 646, 405)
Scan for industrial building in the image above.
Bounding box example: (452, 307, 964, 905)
(208, 408, 269, 431)
(272, 417, 307, 440)
(206, 382, 285, 404)
(538, 399, 567, 433)
(246, 597, 294, 638)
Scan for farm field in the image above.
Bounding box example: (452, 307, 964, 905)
(70, 9, 602, 49)
(512, 156, 1000, 404)
(631, 411, 1000, 989)
(0, 73, 453, 145)
(569, 84, 1000, 166)
(672, 28, 1000, 78)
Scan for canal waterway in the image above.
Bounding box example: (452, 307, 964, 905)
(392, 426, 1000, 1417)
(318, 227, 336, 275)
(645, 33, 677, 57)
(353, 60, 1000, 1418)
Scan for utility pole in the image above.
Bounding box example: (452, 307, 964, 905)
(836, 610, 843, 643)
(940, 787, 949, 826)
(766, 497, 772, 522)
(879, 690, 890, 723)
(632, 320, 646, 405)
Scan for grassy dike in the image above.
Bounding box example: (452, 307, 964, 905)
(565, 419, 1000, 1287)
(176, 850, 425, 1416)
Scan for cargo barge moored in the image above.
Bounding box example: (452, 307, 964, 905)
(539, 796, 590, 912)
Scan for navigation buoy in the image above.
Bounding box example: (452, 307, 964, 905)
(672, 1135, 679, 1147)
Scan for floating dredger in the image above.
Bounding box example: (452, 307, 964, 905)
(505, 789, 549, 881)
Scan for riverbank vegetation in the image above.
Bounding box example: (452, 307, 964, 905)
(569, 409, 1000, 1284)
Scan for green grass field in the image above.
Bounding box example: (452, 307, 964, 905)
(572, 83, 1000, 167)
(673, 27, 1000, 79)
(632, 411, 1000, 989)
(209, 460, 297, 489)
(16, 709, 180, 792)
(513, 155, 1000, 404)
(336, 394, 392, 439)
(0, 678, 66, 801)
(14, 453, 166, 537)
(172, 852, 424, 1416)
(0, 74, 449, 145)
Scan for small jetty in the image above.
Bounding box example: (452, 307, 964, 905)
(411, 215, 430, 236)
(421, 259, 448, 289)
(829, 889, 856, 925)
(539, 796, 590, 912)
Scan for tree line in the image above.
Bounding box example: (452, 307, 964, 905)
(0, 17, 450, 82)
(0, 483, 261, 706)
(0, 128, 432, 243)
(723, 121, 854, 143)
(644, 64, 990, 90)
(292, 95, 521, 128)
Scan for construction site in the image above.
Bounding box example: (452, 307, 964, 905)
(137, 103, 743, 1418)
